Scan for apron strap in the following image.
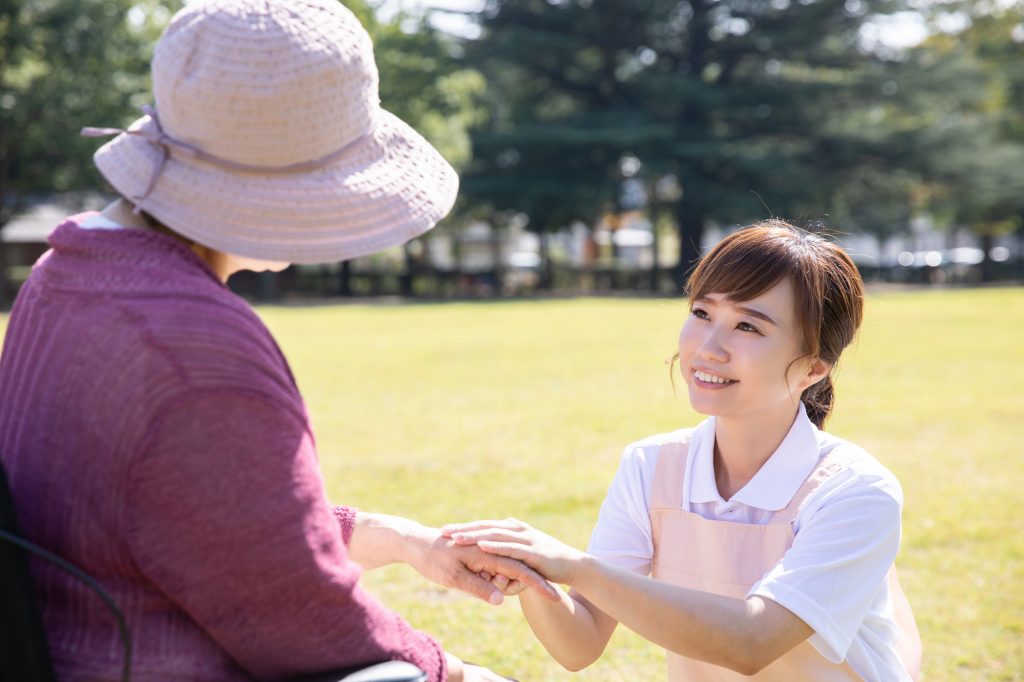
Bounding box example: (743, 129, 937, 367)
(773, 442, 854, 525)
(650, 436, 693, 510)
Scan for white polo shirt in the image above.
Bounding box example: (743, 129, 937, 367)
(586, 403, 910, 682)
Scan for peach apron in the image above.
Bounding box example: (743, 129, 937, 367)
(649, 439, 921, 681)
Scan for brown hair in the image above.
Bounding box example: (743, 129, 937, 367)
(684, 219, 864, 427)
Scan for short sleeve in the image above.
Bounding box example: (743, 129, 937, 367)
(586, 443, 659, 575)
(748, 471, 902, 663)
(126, 389, 446, 682)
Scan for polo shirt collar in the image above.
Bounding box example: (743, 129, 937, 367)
(689, 402, 820, 511)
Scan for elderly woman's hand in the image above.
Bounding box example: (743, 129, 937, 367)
(475, 569, 527, 598)
(445, 654, 518, 682)
(347, 512, 558, 605)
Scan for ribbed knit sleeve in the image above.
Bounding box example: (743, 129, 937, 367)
(334, 506, 359, 546)
(126, 388, 446, 681)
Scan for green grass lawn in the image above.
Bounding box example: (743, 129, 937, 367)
(2, 287, 1022, 680)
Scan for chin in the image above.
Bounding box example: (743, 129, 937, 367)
(687, 389, 723, 417)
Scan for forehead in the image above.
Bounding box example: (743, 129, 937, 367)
(699, 278, 798, 321)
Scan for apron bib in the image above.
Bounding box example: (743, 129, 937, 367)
(649, 438, 921, 681)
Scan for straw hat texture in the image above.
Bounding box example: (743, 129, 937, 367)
(91, 0, 459, 264)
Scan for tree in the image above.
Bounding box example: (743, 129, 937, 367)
(338, 2, 489, 295)
(0, 0, 169, 306)
(913, 2, 1024, 280)
(460, 0, 938, 286)
(459, 0, 668, 284)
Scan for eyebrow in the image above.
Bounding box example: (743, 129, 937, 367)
(694, 296, 778, 327)
(737, 306, 778, 326)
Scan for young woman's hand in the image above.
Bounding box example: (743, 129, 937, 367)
(441, 518, 587, 586)
(404, 525, 560, 604)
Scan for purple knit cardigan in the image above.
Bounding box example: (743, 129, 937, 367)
(0, 216, 446, 681)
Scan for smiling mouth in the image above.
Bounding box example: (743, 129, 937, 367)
(693, 369, 737, 385)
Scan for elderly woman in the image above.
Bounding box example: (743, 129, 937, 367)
(0, 1, 555, 680)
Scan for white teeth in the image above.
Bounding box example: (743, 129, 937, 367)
(695, 369, 732, 384)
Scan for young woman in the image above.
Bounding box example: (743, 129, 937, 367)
(445, 221, 921, 681)
(0, 1, 556, 680)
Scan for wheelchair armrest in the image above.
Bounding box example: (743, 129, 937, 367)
(339, 662, 428, 682)
(284, 660, 427, 682)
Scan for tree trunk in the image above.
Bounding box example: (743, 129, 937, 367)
(673, 195, 706, 291)
(1018, 213, 1024, 281)
(337, 260, 352, 297)
(649, 226, 660, 293)
(0, 236, 10, 309)
(979, 232, 994, 283)
(648, 189, 661, 293)
(257, 271, 279, 302)
(451, 231, 463, 292)
(670, 0, 712, 294)
(538, 232, 552, 290)
(489, 222, 504, 295)
(608, 212, 620, 265)
(0, 141, 12, 309)
(400, 242, 414, 297)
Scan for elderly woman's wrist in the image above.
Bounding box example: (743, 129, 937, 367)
(397, 519, 440, 567)
(348, 512, 429, 568)
(444, 652, 464, 682)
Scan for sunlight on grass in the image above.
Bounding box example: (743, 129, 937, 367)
(1, 287, 1021, 680)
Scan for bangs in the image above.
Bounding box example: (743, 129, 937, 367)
(686, 224, 804, 303)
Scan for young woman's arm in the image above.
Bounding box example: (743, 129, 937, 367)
(516, 584, 618, 671)
(445, 519, 811, 675)
(447, 477, 902, 676)
(571, 553, 812, 674)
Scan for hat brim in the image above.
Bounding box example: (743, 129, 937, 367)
(93, 110, 459, 264)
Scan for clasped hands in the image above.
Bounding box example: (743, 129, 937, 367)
(350, 514, 581, 681)
(417, 518, 586, 682)
(349, 512, 564, 604)
(405, 521, 564, 605)
(441, 517, 586, 593)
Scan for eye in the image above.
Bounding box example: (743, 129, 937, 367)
(737, 321, 763, 335)
(690, 307, 709, 320)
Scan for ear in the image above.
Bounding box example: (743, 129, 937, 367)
(798, 356, 832, 392)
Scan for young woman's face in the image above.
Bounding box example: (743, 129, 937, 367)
(678, 277, 828, 422)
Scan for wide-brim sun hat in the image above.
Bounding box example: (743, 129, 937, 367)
(85, 0, 459, 264)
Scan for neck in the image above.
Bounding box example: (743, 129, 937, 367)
(711, 402, 801, 500)
(100, 199, 231, 282)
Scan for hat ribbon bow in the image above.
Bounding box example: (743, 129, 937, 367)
(82, 105, 367, 214)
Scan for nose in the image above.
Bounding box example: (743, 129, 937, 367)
(697, 326, 729, 363)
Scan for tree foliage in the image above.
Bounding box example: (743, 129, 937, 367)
(0, 0, 172, 303)
(352, 1, 488, 170)
(459, 0, 963, 282)
(915, 2, 1024, 241)
(0, 0, 168, 225)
